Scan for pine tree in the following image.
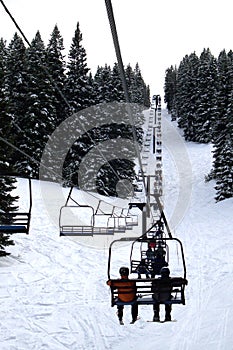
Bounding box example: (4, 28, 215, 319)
(144, 85, 150, 107)
(0, 38, 15, 170)
(111, 63, 124, 102)
(164, 65, 177, 114)
(87, 72, 96, 106)
(46, 24, 67, 126)
(125, 63, 135, 102)
(0, 38, 17, 256)
(5, 33, 27, 168)
(195, 48, 219, 143)
(124, 63, 149, 106)
(62, 21, 92, 186)
(93, 64, 113, 103)
(93, 63, 124, 103)
(174, 55, 189, 129)
(0, 174, 19, 256)
(65, 22, 90, 114)
(131, 63, 146, 104)
(211, 52, 233, 200)
(16, 31, 56, 177)
(214, 90, 233, 201)
(209, 50, 233, 181)
(176, 52, 199, 140)
(216, 50, 229, 127)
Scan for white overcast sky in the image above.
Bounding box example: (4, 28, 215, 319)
(1, 0, 233, 100)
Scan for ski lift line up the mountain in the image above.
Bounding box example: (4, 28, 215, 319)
(105, 96, 189, 318)
(0, 173, 32, 235)
(0, 0, 135, 201)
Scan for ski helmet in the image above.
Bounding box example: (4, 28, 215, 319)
(119, 267, 129, 276)
(160, 267, 170, 277)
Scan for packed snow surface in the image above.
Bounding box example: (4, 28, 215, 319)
(1, 110, 233, 350)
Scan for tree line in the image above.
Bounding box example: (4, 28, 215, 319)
(0, 22, 150, 255)
(164, 48, 233, 202)
(0, 23, 150, 180)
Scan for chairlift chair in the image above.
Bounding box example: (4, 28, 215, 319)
(122, 207, 138, 227)
(59, 205, 95, 236)
(107, 232, 188, 309)
(0, 174, 32, 235)
(59, 194, 130, 236)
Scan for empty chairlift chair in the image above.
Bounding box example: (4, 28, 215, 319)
(0, 175, 32, 235)
(59, 205, 95, 236)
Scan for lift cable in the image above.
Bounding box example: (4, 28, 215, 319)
(0, 0, 31, 46)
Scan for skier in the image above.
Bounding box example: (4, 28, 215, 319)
(152, 267, 172, 322)
(107, 267, 138, 325)
(151, 245, 168, 277)
(135, 258, 150, 279)
(155, 242, 166, 256)
(151, 255, 168, 277)
(146, 245, 156, 262)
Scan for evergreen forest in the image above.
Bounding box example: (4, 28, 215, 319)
(164, 48, 233, 202)
(0, 23, 150, 255)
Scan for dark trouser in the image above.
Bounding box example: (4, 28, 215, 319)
(117, 302, 138, 321)
(153, 303, 171, 319)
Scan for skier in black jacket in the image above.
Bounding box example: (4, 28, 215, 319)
(152, 267, 172, 322)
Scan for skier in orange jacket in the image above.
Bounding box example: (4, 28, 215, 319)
(107, 267, 138, 324)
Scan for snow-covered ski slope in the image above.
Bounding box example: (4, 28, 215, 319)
(1, 109, 233, 350)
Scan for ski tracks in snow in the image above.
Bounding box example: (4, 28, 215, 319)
(2, 113, 233, 349)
